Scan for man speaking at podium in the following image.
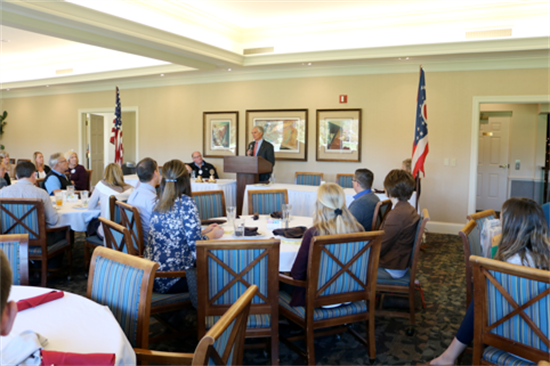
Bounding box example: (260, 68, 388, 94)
(247, 126, 275, 182)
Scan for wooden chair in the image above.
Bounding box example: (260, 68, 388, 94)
(85, 169, 92, 191)
(248, 189, 288, 215)
(459, 219, 482, 306)
(0, 198, 72, 287)
(279, 231, 384, 365)
(0, 234, 29, 285)
(376, 209, 430, 325)
(98, 217, 138, 255)
(193, 190, 226, 220)
(16, 158, 31, 165)
(467, 209, 497, 235)
(471, 256, 550, 365)
(35, 178, 45, 189)
(115, 201, 145, 256)
(336, 173, 354, 188)
(87, 246, 158, 350)
(371, 199, 392, 231)
(295, 172, 323, 186)
(135, 285, 258, 365)
(8, 158, 15, 165)
(196, 239, 280, 365)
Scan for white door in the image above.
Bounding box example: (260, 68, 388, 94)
(476, 115, 510, 211)
(90, 114, 105, 187)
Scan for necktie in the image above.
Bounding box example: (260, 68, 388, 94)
(253, 141, 258, 156)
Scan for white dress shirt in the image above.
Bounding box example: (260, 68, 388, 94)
(127, 182, 157, 246)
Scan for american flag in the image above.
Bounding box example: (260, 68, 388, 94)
(411, 67, 429, 178)
(110, 86, 123, 166)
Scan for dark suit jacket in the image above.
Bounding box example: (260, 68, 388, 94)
(378, 201, 420, 270)
(186, 161, 219, 179)
(348, 190, 380, 231)
(247, 139, 275, 181)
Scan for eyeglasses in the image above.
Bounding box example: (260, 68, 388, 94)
(351, 178, 357, 182)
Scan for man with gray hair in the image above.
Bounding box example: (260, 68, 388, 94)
(348, 168, 380, 231)
(247, 126, 275, 182)
(43, 152, 70, 195)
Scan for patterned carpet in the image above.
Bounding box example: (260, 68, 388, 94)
(40, 232, 472, 365)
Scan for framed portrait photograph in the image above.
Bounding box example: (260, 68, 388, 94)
(246, 109, 308, 161)
(202, 111, 239, 158)
(316, 109, 361, 162)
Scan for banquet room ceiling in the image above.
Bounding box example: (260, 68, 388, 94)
(1, 0, 549, 94)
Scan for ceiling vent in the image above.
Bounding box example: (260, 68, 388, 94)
(243, 47, 274, 55)
(56, 68, 74, 75)
(466, 28, 512, 39)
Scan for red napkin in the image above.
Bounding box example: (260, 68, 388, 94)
(17, 291, 64, 312)
(41, 350, 115, 365)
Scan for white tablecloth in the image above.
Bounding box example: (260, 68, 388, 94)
(51, 199, 100, 232)
(242, 183, 415, 216)
(210, 215, 312, 272)
(2, 286, 136, 365)
(124, 175, 237, 208)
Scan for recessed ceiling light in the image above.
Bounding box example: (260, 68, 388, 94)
(308, 63, 312, 66)
(160, 74, 164, 77)
(228, 68, 232, 71)
(406, 57, 410, 60)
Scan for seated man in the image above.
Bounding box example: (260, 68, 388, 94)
(43, 152, 70, 195)
(348, 168, 380, 231)
(0, 250, 17, 337)
(127, 158, 160, 247)
(187, 151, 219, 179)
(378, 169, 420, 280)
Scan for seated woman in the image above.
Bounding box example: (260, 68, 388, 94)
(378, 169, 420, 280)
(0, 152, 13, 185)
(88, 163, 133, 239)
(65, 150, 89, 190)
(145, 159, 224, 295)
(33, 151, 51, 179)
(430, 197, 550, 365)
(290, 182, 364, 306)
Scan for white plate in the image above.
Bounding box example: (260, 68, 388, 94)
(73, 204, 87, 210)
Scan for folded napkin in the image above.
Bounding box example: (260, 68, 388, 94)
(272, 226, 308, 239)
(0, 330, 47, 366)
(244, 227, 260, 236)
(201, 219, 227, 225)
(41, 350, 116, 366)
(17, 291, 64, 312)
(270, 211, 282, 219)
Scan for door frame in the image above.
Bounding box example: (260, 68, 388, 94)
(77, 107, 139, 168)
(469, 95, 549, 215)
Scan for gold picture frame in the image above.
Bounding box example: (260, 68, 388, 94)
(203, 111, 239, 158)
(316, 109, 361, 162)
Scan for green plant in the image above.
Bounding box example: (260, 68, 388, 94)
(0, 111, 7, 135)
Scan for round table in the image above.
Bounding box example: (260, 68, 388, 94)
(211, 215, 312, 272)
(50, 198, 101, 232)
(2, 286, 136, 365)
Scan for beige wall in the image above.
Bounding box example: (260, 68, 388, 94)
(1, 68, 548, 224)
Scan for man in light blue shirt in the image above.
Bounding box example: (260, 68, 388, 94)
(127, 158, 160, 246)
(43, 152, 70, 195)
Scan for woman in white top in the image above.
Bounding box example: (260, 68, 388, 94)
(430, 197, 550, 365)
(88, 163, 133, 239)
(33, 151, 51, 179)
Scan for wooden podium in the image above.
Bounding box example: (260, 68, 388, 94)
(224, 156, 273, 215)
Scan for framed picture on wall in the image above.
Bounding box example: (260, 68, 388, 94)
(245, 109, 308, 161)
(203, 111, 239, 158)
(316, 109, 361, 162)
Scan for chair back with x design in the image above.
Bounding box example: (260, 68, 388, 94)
(99, 217, 137, 255)
(115, 201, 144, 256)
(196, 239, 280, 365)
(0, 199, 45, 244)
(471, 255, 550, 365)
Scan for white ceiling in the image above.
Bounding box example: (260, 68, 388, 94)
(1, 0, 548, 94)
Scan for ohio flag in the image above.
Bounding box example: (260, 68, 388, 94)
(412, 67, 428, 177)
(110, 86, 123, 166)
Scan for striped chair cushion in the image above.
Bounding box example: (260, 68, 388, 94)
(90, 256, 144, 347)
(205, 314, 271, 329)
(295, 174, 322, 186)
(487, 271, 549, 352)
(468, 225, 483, 257)
(376, 268, 411, 286)
(0, 204, 39, 239)
(0, 241, 21, 285)
(250, 193, 285, 215)
(210, 317, 237, 366)
(482, 346, 535, 366)
(194, 193, 224, 220)
(337, 175, 354, 188)
(86, 235, 104, 247)
(208, 249, 268, 305)
(151, 291, 190, 307)
(317, 242, 371, 296)
(279, 291, 367, 320)
(29, 239, 69, 255)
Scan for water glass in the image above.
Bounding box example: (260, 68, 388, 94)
(234, 218, 245, 237)
(226, 206, 236, 226)
(67, 185, 75, 196)
(282, 210, 290, 229)
(55, 192, 64, 207)
(81, 190, 89, 206)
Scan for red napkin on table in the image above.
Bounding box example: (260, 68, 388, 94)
(17, 291, 64, 312)
(41, 350, 115, 365)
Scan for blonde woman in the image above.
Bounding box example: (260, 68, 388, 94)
(290, 182, 364, 306)
(87, 163, 133, 239)
(145, 159, 223, 294)
(33, 151, 51, 179)
(65, 150, 89, 190)
(0, 152, 14, 184)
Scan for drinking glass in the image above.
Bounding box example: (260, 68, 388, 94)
(81, 190, 89, 206)
(67, 185, 75, 196)
(55, 192, 64, 207)
(226, 206, 236, 227)
(234, 218, 245, 237)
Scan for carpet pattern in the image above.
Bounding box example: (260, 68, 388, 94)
(39, 232, 471, 365)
